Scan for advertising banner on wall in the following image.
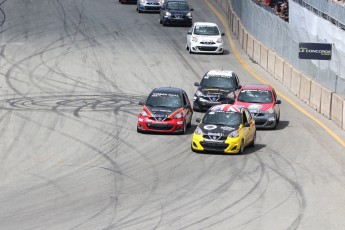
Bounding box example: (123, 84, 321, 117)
(299, 43, 332, 60)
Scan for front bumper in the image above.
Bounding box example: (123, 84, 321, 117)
(252, 113, 277, 129)
(191, 133, 242, 154)
(137, 116, 184, 133)
(193, 97, 232, 112)
(190, 41, 223, 54)
(163, 16, 192, 26)
(138, 2, 162, 12)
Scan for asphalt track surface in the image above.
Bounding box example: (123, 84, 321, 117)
(1, 0, 345, 229)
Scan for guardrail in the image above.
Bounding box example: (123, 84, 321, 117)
(214, 0, 345, 130)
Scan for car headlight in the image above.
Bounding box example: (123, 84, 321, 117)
(216, 37, 223, 43)
(140, 110, 148, 117)
(186, 12, 192, 17)
(195, 126, 203, 135)
(165, 12, 171, 16)
(174, 112, 183, 119)
(192, 36, 198, 42)
(195, 90, 204, 97)
(228, 130, 239, 138)
(226, 92, 235, 99)
(139, 0, 146, 3)
(267, 107, 274, 114)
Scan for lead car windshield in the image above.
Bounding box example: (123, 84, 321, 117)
(146, 93, 182, 108)
(203, 111, 242, 127)
(167, 2, 189, 11)
(194, 26, 220, 35)
(200, 75, 234, 88)
(237, 89, 273, 103)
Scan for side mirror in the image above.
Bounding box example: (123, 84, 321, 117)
(196, 118, 201, 123)
(190, 8, 194, 11)
(194, 82, 200, 86)
(237, 85, 242, 90)
(276, 100, 281, 104)
(244, 122, 250, 127)
(187, 31, 192, 35)
(221, 32, 225, 36)
(139, 100, 145, 106)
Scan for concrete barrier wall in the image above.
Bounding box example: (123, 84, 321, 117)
(247, 34, 254, 59)
(253, 39, 261, 64)
(283, 63, 292, 90)
(274, 56, 284, 83)
(321, 87, 332, 118)
(331, 93, 344, 129)
(267, 50, 275, 76)
(220, 1, 345, 130)
(310, 81, 322, 112)
(299, 74, 311, 104)
(260, 46, 268, 71)
(291, 69, 301, 97)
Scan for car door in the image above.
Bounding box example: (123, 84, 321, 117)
(242, 109, 254, 145)
(182, 92, 192, 123)
(187, 24, 195, 46)
(272, 89, 280, 118)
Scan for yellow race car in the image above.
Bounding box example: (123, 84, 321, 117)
(191, 104, 256, 154)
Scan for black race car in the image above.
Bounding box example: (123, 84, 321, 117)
(193, 70, 241, 112)
(159, 0, 193, 27)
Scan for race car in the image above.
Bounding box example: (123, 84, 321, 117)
(234, 84, 281, 129)
(137, 0, 163, 13)
(193, 70, 241, 112)
(191, 104, 256, 154)
(186, 22, 225, 54)
(159, 0, 193, 27)
(137, 87, 193, 134)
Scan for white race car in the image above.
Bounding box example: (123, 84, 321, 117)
(186, 22, 225, 54)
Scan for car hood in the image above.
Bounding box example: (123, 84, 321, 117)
(199, 123, 238, 137)
(234, 101, 273, 113)
(168, 10, 189, 15)
(194, 35, 221, 42)
(146, 106, 180, 118)
(197, 86, 233, 96)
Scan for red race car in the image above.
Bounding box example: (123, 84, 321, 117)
(137, 87, 193, 134)
(234, 84, 281, 129)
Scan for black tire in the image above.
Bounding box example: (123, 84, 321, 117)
(159, 18, 162, 24)
(137, 127, 142, 133)
(249, 131, 256, 147)
(186, 44, 189, 51)
(187, 119, 192, 128)
(189, 47, 193, 54)
(162, 20, 167, 26)
(180, 121, 186, 135)
(239, 139, 245, 154)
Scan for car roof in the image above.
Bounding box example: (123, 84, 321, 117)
(151, 87, 184, 95)
(205, 70, 235, 77)
(194, 22, 218, 27)
(210, 104, 243, 113)
(241, 84, 273, 91)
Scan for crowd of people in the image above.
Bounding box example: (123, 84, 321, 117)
(255, 0, 289, 22)
(330, 0, 345, 7)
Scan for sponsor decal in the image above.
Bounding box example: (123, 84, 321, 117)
(299, 43, 332, 60)
(204, 125, 217, 130)
(248, 104, 262, 113)
(220, 126, 234, 131)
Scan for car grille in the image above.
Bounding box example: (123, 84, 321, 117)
(197, 46, 218, 51)
(203, 135, 227, 141)
(148, 117, 171, 122)
(200, 42, 216, 45)
(200, 141, 229, 151)
(145, 6, 160, 10)
(172, 15, 185, 19)
(146, 123, 174, 130)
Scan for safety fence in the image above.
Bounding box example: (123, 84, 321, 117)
(214, 0, 345, 129)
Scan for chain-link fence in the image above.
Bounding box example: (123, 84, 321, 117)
(229, 0, 345, 98)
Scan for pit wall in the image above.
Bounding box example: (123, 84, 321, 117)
(215, 0, 344, 130)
